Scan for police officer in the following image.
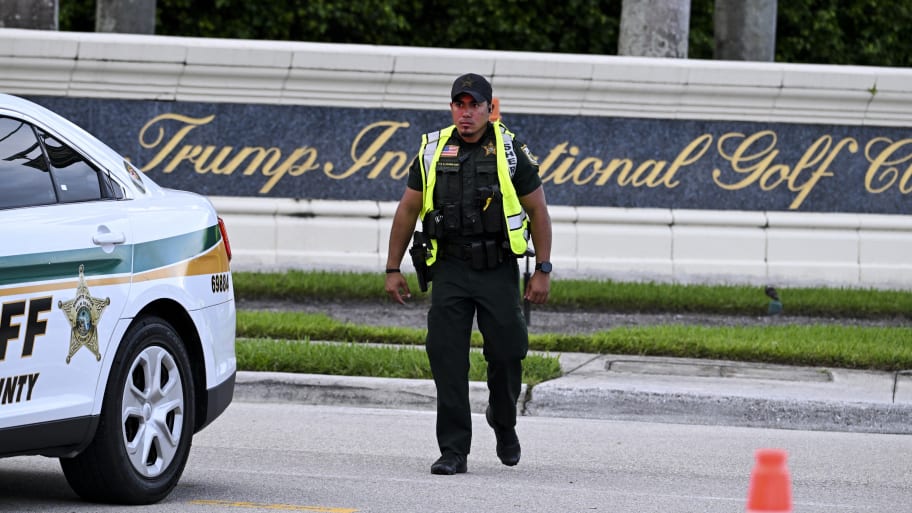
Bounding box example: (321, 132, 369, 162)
(385, 73, 552, 475)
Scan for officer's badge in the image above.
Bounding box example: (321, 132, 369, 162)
(483, 141, 496, 156)
(58, 264, 110, 364)
(521, 144, 539, 165)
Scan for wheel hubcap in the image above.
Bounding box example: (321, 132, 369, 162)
(121, 345, 185, 477)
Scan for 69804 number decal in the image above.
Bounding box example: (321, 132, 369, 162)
(211, 273, 230, 293)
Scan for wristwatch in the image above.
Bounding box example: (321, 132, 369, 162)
(534, 261, 552, 273)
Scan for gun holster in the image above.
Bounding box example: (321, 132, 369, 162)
(408, 231, 432, 292)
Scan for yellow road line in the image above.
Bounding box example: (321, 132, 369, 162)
(190, 499, 358, 513)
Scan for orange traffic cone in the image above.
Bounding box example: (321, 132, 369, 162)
(746, 448, 792, 513)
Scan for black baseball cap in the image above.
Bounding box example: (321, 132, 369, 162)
(451, 73, 493, 104)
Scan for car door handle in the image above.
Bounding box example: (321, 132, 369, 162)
(93, 231, 126, 245)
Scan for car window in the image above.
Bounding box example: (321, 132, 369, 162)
(36, 128, 104, 203)
(0, 116, 56, 209)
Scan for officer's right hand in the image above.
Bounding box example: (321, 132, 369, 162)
(385, 272, 411, 304)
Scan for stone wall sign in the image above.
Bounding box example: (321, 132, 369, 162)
(32, 96, 911, 214)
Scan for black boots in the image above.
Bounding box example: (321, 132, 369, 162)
(431, 453, 467, 475)
(486, 406, 521, 466)
(430, 407, 521, 474)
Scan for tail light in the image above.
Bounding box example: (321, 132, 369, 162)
(217, 216, 232, 261)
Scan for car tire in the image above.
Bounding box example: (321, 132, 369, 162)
(60, 316, 196, 504)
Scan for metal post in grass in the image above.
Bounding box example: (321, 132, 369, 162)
(523, 255, 531, 326)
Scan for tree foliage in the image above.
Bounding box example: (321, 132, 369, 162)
(775, 0, 912, 66)
(58, 0, 912, 67)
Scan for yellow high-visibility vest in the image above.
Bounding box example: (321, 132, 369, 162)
(417, 121, 529, 265)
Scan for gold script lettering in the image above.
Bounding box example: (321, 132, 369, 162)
(139, 113, 215, 173)
(788, 135, 857, 208)
(713, 130, 856, 209)
(713, 131, 780, 190)
(662, 134, 713, 188)
(333, 121, 411, 179)
(539, 143, 579, 184)
(138, 112, 333, 194)
(571, 157, 614, 186)
(261, 147, 321, 194)
(593, 159, 632, 186)
(196, 147, 283, 176)
(539, 138, 703, 189)
(864, 137, 912, 194)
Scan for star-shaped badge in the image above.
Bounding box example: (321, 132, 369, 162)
(58, 264, 110, 364)
(483, 141, 496, 156)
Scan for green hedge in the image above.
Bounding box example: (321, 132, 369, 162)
(59, 0, 912, 67)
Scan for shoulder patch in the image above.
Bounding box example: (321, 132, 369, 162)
(521, 144, 539, 165)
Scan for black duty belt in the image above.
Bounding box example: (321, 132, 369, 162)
(443, 242, 474, 260)
(441, 239, 505, 270)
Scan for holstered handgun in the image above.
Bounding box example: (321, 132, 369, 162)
(408, 231, 431, 292)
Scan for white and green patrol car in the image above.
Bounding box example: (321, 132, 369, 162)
(0, 93, 236, 504)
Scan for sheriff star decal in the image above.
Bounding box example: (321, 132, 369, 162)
(58, 265, 110, 364)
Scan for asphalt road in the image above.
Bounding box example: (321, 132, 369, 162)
(1, 401, 909, 512)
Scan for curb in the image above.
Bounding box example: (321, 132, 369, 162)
(235, 364, 912, 434)
(235, 371, 526, 414)
(524, 382, 912, 434)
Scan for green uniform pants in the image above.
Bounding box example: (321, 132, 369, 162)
(426, 256, 529, 457)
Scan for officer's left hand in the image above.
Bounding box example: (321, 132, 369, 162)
(524, 272, 550, 304)
(385, 272, 411, 305)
